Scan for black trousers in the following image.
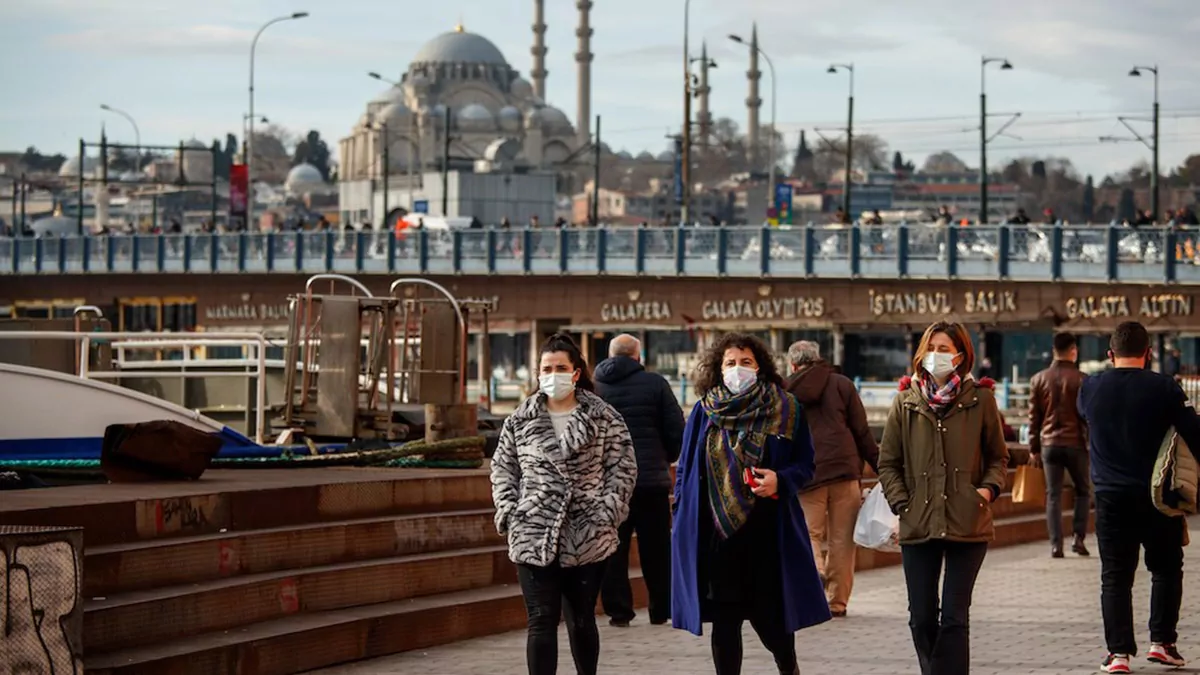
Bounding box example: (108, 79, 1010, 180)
(710, 602, 798, 675)
(1095, 490, 1186, 655)
(901, 540, 989, 675)
(1043, 445, 1091, 545)
(601, 486, 672, 624)
(516, 560, 606, 675)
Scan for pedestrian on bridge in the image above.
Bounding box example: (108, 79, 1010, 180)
(877, 320, 1010, 675)
(785, 340, 879, 618)
(593, 333, 684, 628)
(670, 333, 828, 675)
(1078, 321, 1200, 673)
(490, 333, 638, 675)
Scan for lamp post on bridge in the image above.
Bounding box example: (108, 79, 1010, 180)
(827, 63, 854, 221)
(979, 56, 1013, 224)
(1129, 65, 1160, 222)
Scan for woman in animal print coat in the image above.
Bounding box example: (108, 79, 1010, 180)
(491, 333, 638, 675)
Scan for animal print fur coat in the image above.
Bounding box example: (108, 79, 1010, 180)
(490, 388, 638, 567)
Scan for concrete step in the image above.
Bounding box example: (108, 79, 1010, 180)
(84, 508, 500, 597)
(84, 545, 514, 655)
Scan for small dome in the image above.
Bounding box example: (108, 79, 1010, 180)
(457, 103, 495, 130)
(617, 150, 634, 160)
(426, 104, 448, 122)
(59, 155, 99, 178)
(539, 106, 572, 133)
(636, 151, 655, 161)
(286, 163, 326, 195)
(412, 30, 509, 66)
(510, 78, 533, 100)
(498, 106, 522, 132)
(371, 85, 405, 104)
(379, 101, 411, 125)
(656, 150, 674, 162)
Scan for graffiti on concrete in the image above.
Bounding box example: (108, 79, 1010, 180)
(1, 538, 84, 674)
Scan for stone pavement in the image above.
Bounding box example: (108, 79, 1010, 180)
(310, 525, 1200, 675)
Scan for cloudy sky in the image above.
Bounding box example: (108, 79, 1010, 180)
(2, 0, 1199, 178)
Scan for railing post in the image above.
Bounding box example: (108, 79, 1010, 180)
(453, 230, 464, 273)
(997, 225, 1011, 279)
(557, 227, 569, 273)
(131, 235, 141, 273)
(208, 232, 219, 272)
(804, 224, 816, 277)
(182, 234, 192, 273)
(999, 379, 1011, 409)
(355, 230, 367, 272)
(81, 235, 91, 273)
(265, 232, 276, 272)
(33, 237, 44, 273)
(156, 235, 166, 273)
(57, 237, 67, 273)
(521, 228, 533, 273)
(716, 227, 728, 276)
(486, 228, 498, 274)
(897, 224, 909, 278)
(1164, 228, 1178, 283)
(1105, 226, 1119, 282)
(945, 226, 959, 279)
(850, 225, 862, 277)
(635, 226, 647, 275)
(237, 232, 248, 272)
(324, 230, 335, 271)
(386, 231, 397, 273)
(596, 227, 608, 274)
(759, 225, 771, 276)
(418, 228, 430, 273)
(105, 236, 116, 272)
(294, 231, 304, 271)
(674, 228, 686, 275)
(1050, 226, 1064, 280)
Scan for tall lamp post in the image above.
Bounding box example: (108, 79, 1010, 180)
(369, 71, 420, 227)
(979, 56, 1012, 224)
(248, 11, 309, 230)
(100, 103, 142, 226)
(242, 114, 269, 158)
(827, 63, 854, 221)
(729, 33, 776, 218)
(1129, 65, 1160, 222)
(681, 0, 692, 225)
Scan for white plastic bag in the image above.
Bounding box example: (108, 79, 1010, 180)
(853, 483, 901, 553)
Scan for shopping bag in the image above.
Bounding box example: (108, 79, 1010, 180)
(853, 483, 901, 553)
(1011, 465, 1046, 505)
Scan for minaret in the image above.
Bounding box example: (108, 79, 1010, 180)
(746, 23, 762, 167)
(531, 0, 548, 99)
(696, 42, 713, 150)
(575, 0, 593, 141)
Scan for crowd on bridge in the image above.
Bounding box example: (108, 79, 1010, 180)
(490, 320, 1198, 674)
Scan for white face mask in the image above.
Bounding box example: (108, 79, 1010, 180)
(922, 352, 958, 379)
(539, 372, 576, 400)
(722, 366, 758, 395)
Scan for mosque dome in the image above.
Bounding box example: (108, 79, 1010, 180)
(656, 150, 674, 162)
(636, 151, 655, 162)
(379, 101, 411, 125)
(510, 77, 534, 101)
(181, 139, 213, 183)
(371, 85, 405, 105)
(538, 106, 572, 133)
(498, 106, 522, 132)
(457, 103, 496, 131)
(412, 28, 508, 66)
(59, 155, 99, 178)
(286, 163, 326, 195)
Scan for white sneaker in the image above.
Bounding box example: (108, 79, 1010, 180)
(1100, 653, 1131, 673)
(1147, 642, 1186, 667)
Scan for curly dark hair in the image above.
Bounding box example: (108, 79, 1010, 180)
(540, 332, 595, 392)
(692, 332, 783, 396)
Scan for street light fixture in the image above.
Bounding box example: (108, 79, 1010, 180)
(979, 56, 1012, 224)
(1129, 65, 1160, 222)
(100, 103, 142, 227)
(729, 33, 777, 220)
(682, 0, 693, 225)
(827, 64, 854, 222)
(248, 11, 309, 230)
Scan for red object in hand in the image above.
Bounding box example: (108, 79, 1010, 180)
(743, 467, 779, 499)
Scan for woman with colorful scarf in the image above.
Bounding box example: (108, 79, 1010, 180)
(670, 333, 829, 675)
(877, 321, 1010, 675)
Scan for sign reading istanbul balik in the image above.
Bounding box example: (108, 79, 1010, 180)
(1064, 293, 1192, 320)
(868, 289, 1018, 317)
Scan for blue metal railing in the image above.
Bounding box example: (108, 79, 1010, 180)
(1, 224, 1198, 283)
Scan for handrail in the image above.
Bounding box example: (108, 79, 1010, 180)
(389, 278, 468, 404)
(304, 273, 374, 297)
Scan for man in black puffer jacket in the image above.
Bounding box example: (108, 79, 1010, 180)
(594, 333, 684, 627)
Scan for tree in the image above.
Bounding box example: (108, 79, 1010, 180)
(20, 146, 67, 174)
(1118, 187, 1137, 222)
(812, 133, 888, 181)
(293, 130, 332, 180)
(249, 125, 292, 183)
(892, 151, 915, 174)
(1081, 175, 1095, 222)
(921, 151, 968, 174)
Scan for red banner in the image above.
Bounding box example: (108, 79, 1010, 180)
(229, 163, 249, 230)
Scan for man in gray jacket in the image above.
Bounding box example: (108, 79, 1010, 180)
(594, 334, 684, 626)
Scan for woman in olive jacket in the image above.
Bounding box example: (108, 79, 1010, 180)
(877, 320, 1009, 675)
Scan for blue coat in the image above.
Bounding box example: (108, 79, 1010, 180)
(670, 399, 831, 635)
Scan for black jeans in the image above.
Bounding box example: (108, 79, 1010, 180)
(1043, 446, 1091, 546)
(901, 540, 989, 675)
(1095, 490, 1186, 655)
(601, 486, 672, 624)
(516, 561, 607, 675)
(710, 602, 798, 675)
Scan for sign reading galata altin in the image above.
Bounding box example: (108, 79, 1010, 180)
(1064, 293, 1192, 320)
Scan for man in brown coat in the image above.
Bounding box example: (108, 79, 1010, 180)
(786, 340, 879, 617)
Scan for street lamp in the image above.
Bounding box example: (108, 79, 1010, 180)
(827, 63, 854, 221)
(248, 11, 309, 230)
(1129, 65, 1160, 222)
(241, 114, 269, 158)
(682, 0, 693, 225)
(729, 33, 777, 219)
(100, 104, 141, 227)
(979, 56, 1012, 224)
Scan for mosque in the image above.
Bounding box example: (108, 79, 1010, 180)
(337, 0, 596, 228)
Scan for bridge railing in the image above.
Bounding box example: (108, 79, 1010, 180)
(2, 223, 1197, 283)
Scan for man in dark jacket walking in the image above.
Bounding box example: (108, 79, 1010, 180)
(594, 334, 684, 626)
(1028, 332, 1091, 558)
(786, 341, 878, 617)
(1078, 321, 1200, 672)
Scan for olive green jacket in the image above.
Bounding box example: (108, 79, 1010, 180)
(877, 377, 1010, 545)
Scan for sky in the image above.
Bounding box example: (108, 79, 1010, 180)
(2, 0, 1199, 179)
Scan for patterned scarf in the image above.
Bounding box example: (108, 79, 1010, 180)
(919, 373, 962, 414)
(700, 382, 801, 540)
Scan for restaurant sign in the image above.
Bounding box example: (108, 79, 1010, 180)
(204, 301, 291, 323)
(701, 296, 825, 321)
(869, 289, 1017, 317)
(1064, 293, 1192, 320)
